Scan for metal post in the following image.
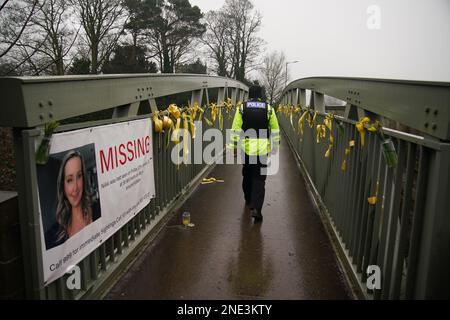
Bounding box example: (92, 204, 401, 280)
(13, 128, 46, 299)
(312, 91, 325, 113)
(217, 88, 225, 105)
(149, 98, 158, 113)
(344, 103, 359, 121)
(412, 144, 450, 299)
(230, 88, 238, 105)
(237, 89, 244, 103)
(299, 89, 306, 107)
(191, 89, 204, 107)
(112, 102, 140, 118)
(292, 89, 299, 106)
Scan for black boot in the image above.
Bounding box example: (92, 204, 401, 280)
(251, 209, 263, 222)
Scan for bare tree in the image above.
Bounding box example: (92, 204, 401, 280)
(15, 0, 80, 75)
(224, 0, 264, 81)
(259, 51, 287, 105)
(70, 0, 126, 74)
(203, 0, 264, 81)
(0, 0, 38, 59)
(201, 10, 230, 77)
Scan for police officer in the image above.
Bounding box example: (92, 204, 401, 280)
(229, 85, 280, 222)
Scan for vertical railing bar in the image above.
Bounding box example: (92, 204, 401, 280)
(323, 126, 335, 219)
(44, 285, 51, 300)
(108, 236, 115, 263)
(334, 124, 345, 234)
(89, 250, 99, 281)
(349, 129, 368, 258)
(382, 139, 406, 299)
(137, 211, 143, 234)
(334, 123, 344, 233)
(369, 154, 388, 299)
(148, 196, 154, 222)
(344, 125, 360, 245)
(360, 134, 382, 281)
(355, 133, 377, 272)
(77, 260, 88, 293)
(122, 220, 129, 248)
(157, 131, 163, 210)
(343, 125, 358, 247)
(129, 219, 136, 241)
(163, 133, 171, 206)
(159, 131, 165, 207)
(56, 277, 66, 300)
(327, 125, 337, 227)
(141, 207, 146, 230)
(373, 163, 395, 300)
(13, 129, 46, 299)
(135, 213, 141, 236)
(391, 143, 417, 299)
(337, 124, 348, 232)
(115, 228, 123, 255)
(166, 144, 171, 208)
(350, 134, 370, 263)
(405, 146, 430, 299)
(321, 125, 333, 206)
(99, 242, 107, 272)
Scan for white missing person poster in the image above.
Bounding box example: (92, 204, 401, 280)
(36, 118, 155, 285)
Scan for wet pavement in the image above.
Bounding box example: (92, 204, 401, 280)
(106, 140, 352, 300)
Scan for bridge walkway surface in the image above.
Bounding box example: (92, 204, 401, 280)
(106, 139, 352, 300)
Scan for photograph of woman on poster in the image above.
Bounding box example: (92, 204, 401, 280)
(55, 150, 93, 242)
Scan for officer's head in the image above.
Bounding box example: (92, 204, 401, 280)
(248, 85, 264, 101)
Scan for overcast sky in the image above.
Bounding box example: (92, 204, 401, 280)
(190, 0, 450, 83)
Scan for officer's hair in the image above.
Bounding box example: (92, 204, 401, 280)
(248, 86, 263, 100)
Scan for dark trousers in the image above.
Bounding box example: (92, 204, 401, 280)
(242, 154, 267, 213)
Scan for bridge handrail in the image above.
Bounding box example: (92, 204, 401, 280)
(281, 77, 450, 141)
(0, 74, 247, 128)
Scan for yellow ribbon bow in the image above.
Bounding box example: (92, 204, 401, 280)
(168, 104, 181, 119)
(356, 117, 370, 147)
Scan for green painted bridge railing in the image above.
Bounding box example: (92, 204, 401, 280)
(279, 77, 450, 299)
(0, 74, 248, 299)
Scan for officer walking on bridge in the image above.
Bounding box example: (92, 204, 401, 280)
(229, 85, 280, 222)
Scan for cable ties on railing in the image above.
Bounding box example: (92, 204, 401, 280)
(36, 121, 60, 165)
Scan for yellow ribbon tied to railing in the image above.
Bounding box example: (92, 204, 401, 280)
(153, 111, 163, 133)
(368, 181, 379, 205)
(171, 117, 181, 144)
(306, 110, 313, 128)
(211, 103, 218, 123)
(189, 114, 196, 139)
(192, 102, 199, 120)
(297, 110, 308, 139)
(341, 159, 347, 171)
(290, 111, 294, 129)
(341, 140, 355, 172)
(168, 104, 181, 119)
(324, 114, 333, 132)
(356, 117, 370, 147)
(182, 114, 190, 162)
(367, 120, 381, 134)
(312, 111, 318, 127)
(219, 107, 224, 130)
(316, 124, 326, 144)
(325, 144, 333, 158)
